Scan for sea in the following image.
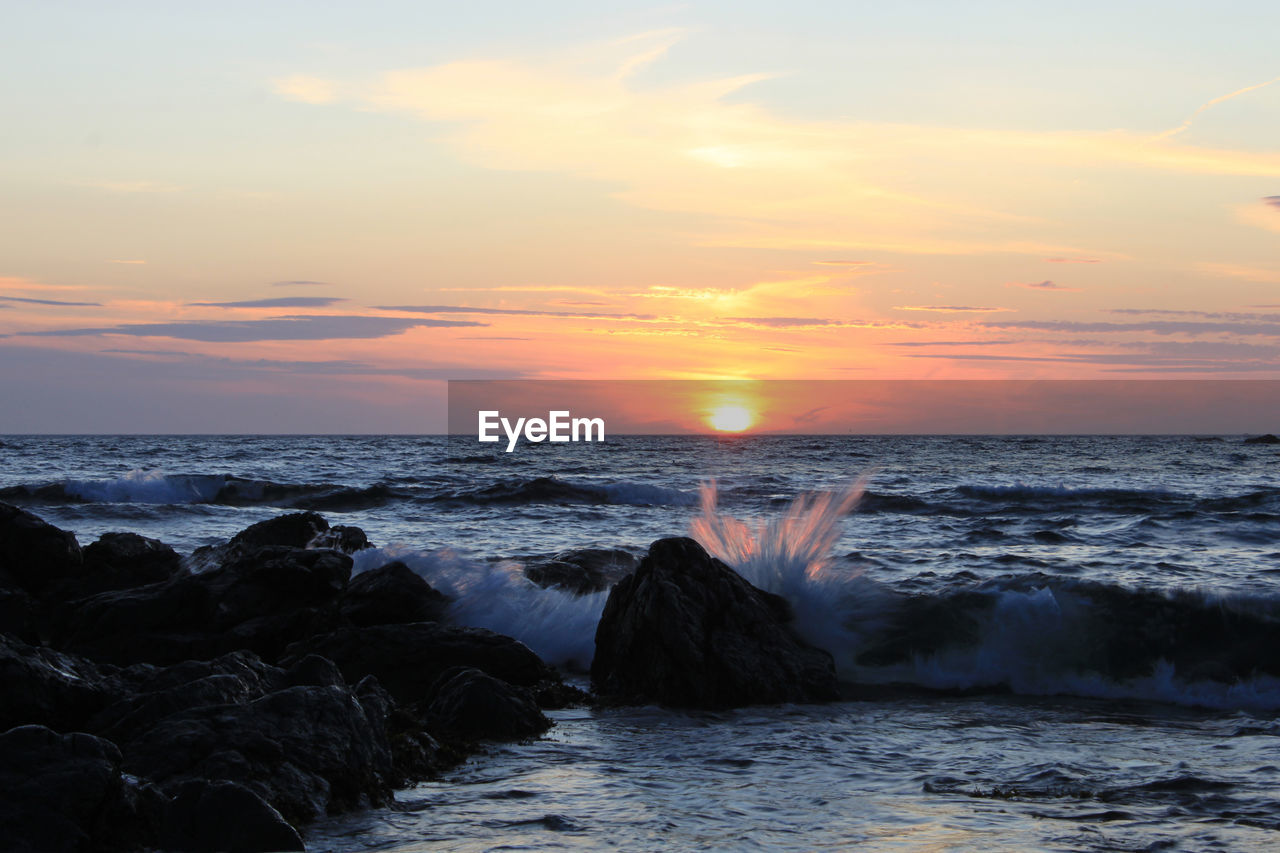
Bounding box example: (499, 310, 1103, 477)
(2, 433, 1279, 851)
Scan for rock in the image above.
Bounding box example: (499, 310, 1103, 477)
(189, 511, 336, 571)
(591, 537, 840, 709)
(282, 622, 559, 706)
(523, 548, 637, 594)
(0, 634, 133, 734)
(160, 780, 303, 853)
(81, 532, 182, 593)
(0, 724, 163, 853)
(1244, 433, 1280, 445)
(310, 524, 371, 553)
(0, 502, 82, 595)
(341, 561, 449, 627)
(123, 683, 397, 824)
(425, 667, 551, 741)
(58, 546, 351, 665)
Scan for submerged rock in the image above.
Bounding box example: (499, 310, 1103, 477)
(341, 561, 449, 627)
(523, 547, 637, 594)
(591, 537, 840, 709)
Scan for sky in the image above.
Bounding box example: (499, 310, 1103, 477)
(1, 1, 1278, 432)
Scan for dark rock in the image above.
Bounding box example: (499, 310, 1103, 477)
(81, 532, 182, 593)
(160, 780, 303, 853)
(591, 537, 840, 709)
(282, 622, 558, 706)
(523, 548, 638, 594)
(0, 634, 133, 734)
(189, 510, 333, 571)
(425, 667, 551, 741)
(58, 546, 351, 665)
(1244, 433, 1280, 445)
(341, 561, 449, 627)
(0, 502, 82, 595)
(0, 724, 163, 853)
(310, 524, 371, 553)
(123, 683, 397, 824)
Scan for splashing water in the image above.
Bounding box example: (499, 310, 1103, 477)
(690, 477, 879, 668)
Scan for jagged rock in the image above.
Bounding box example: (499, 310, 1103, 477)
(159, 780, 304, 853)
(0, 502, 82, 595)
(123, 682, 397, 824)
(341, 561, 449, 627)
(425, 667, 550, 741)
(310, 524, 371, 553)
(0, 725, 163, 853)
(58, 546, 351, 665)
(523, 548, 637, 594)
(1244, 433, 1280, 445)
(591, 537, 840, 709)
(282, 622, 558, 706)
(81, 532, 182, 593)
(0, 634, 134, 734)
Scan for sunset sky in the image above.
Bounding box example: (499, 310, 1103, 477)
(2, 2, 1278, 432)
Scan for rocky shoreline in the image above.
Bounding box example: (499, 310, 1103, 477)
(1, 503, 826, 852)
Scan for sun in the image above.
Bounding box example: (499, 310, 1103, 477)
(707, 404, 754, 432)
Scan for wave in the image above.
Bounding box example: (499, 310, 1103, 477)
(433, 476, 695, 507)
(351, 546, 606, 670)
(0, 470, 409, 511)
(690, 479, 1280, 711)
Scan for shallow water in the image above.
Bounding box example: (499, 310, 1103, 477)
(307, 698, 1280, 852)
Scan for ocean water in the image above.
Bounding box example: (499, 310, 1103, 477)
(3, 434, 1280, 850)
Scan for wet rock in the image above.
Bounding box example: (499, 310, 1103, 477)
(0, 634, 133, 734)
(123, 683, 397, 824)
(425, 666, 551, 741)
(0, 724, 163, 853)
(159, 780, 303, 853)
(81, 532, 182, 593)
(58, 546, 351, 665)
(282, 622, 558, 706)
(309, 524, 372, 553)
(591, 537, 840, 709)
(189, 510, 337, 570)
(1244, 433, 1280, 445)
(341, 561, 450, 627)
(523, 548, 638, 594)
(0, 502, 82, 595)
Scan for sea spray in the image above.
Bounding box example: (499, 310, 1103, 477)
(351, 546, 607, 670)
(690, 476, 885, 671)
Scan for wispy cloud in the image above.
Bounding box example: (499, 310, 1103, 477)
(20, 315, 485, 342)
(76, 180, 183, 194)
(1158, 75, 1280, 139)
(272, 74, 340, 105)
(187, 296, 347, 308)
(1264, 196, 1280, 210)
(375, 304, 656, 320)
(1007, 280, 1078, 291)
(0, 295, 102, 307)
(895, 305, 1016, 313)
(1044, 257, 1102, 264)
(271, 280, 332, 287)
(982, 318, 1280, 337)
(109, 259, 147, 265)
(1198, 262, 1280, 284)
